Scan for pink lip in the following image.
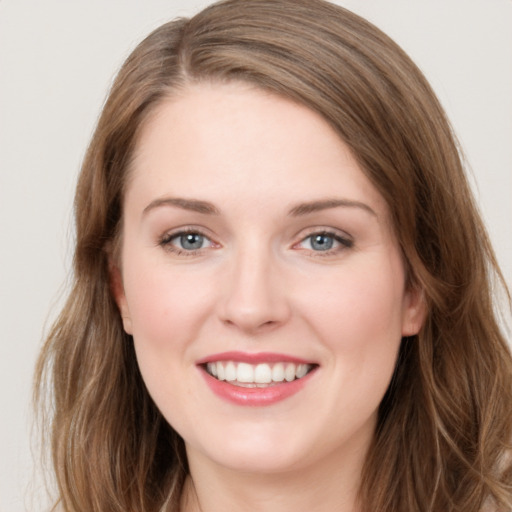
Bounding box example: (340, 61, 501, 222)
(200, 370, 315, 406)
(196, 352, 318, 406)
(196, 351, 313, 365)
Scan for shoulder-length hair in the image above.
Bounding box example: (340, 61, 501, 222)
(35, 0, 512, 510)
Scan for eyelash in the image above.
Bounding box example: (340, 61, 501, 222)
(158, 228, 353, 257)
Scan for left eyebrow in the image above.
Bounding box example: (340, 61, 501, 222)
(288, 198, 377, 217)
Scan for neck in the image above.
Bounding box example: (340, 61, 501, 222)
(180, 442, 367, 512)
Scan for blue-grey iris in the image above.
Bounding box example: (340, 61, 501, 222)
(180, 233, 204, 250)
(311, 234, 334, 251)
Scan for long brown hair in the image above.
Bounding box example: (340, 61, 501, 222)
(34, 1, 512, 510)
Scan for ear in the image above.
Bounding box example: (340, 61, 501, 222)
(109, 260, 133, 335)
(401, 284, 427, 337)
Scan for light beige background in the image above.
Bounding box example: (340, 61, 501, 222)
(1, 1, 511, 510)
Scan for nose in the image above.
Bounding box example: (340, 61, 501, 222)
(218, 244, 291, 334)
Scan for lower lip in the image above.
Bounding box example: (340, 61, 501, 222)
(200, 367, 316, 406)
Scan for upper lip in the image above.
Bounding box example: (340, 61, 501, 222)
(196, 351, 316, 365)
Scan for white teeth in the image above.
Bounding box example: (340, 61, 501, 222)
(225, 361, 237, 382)
(296, 364, 308, 379)
(254, 363, 272, 384)
(284, 363, 296, 382)
(272, 363, 285, 382)
(206, 362, 217, 377)
(205, 360, 313, 385)
(237, 362, 254, 383)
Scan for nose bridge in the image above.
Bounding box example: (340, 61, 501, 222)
(220, 237, 289, 332)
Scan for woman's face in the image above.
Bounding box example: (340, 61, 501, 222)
(114, 82, 424, 476)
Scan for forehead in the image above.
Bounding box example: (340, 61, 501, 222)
(126, 82, 388, 217)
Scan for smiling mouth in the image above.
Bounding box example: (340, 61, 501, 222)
(203, 361, 316, 388)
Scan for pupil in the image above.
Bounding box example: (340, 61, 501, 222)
(181, 233, 203, 250)
(311, 234, 333, 251)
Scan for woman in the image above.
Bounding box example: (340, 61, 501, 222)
(34, 0, 512, 510)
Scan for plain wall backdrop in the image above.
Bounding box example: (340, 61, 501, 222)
(1, 1, 511, 510)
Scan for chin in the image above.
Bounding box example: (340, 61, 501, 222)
(184, 419, 333, 476)
(198, 443, 308, 475)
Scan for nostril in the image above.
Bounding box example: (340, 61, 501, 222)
(221, 315, 281, 333)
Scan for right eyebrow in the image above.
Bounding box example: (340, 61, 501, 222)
(142, 197, 220, 216)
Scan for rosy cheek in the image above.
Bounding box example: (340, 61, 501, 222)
(302, 261, 404, 352)
(124, 262, 215, 347)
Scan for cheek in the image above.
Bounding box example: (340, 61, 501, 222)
(121, 259, 217, 422)
(300, 259, 406, 431)
(123, 258, 212, 338)
(300, 256, 406, 364)
(121, 261, 220, 393)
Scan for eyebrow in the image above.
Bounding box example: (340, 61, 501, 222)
(288, 198, 377, 217)
(142, 197, 220, 216)
(142, 196, 376, 218)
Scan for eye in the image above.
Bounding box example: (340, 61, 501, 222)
(296, 231, 353, 253)
(175, 232, 208, 250)
(309, 233, 336, 251)
(159, 229, 214, 254)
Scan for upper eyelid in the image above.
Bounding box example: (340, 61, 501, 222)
(159, 226, 215, 242)
(297, 233, 352, 246)
(162, 231, 210, 244)
(294, 226, 353, 242)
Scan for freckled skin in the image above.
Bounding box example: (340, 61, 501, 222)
(113, 82, 425, 509)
